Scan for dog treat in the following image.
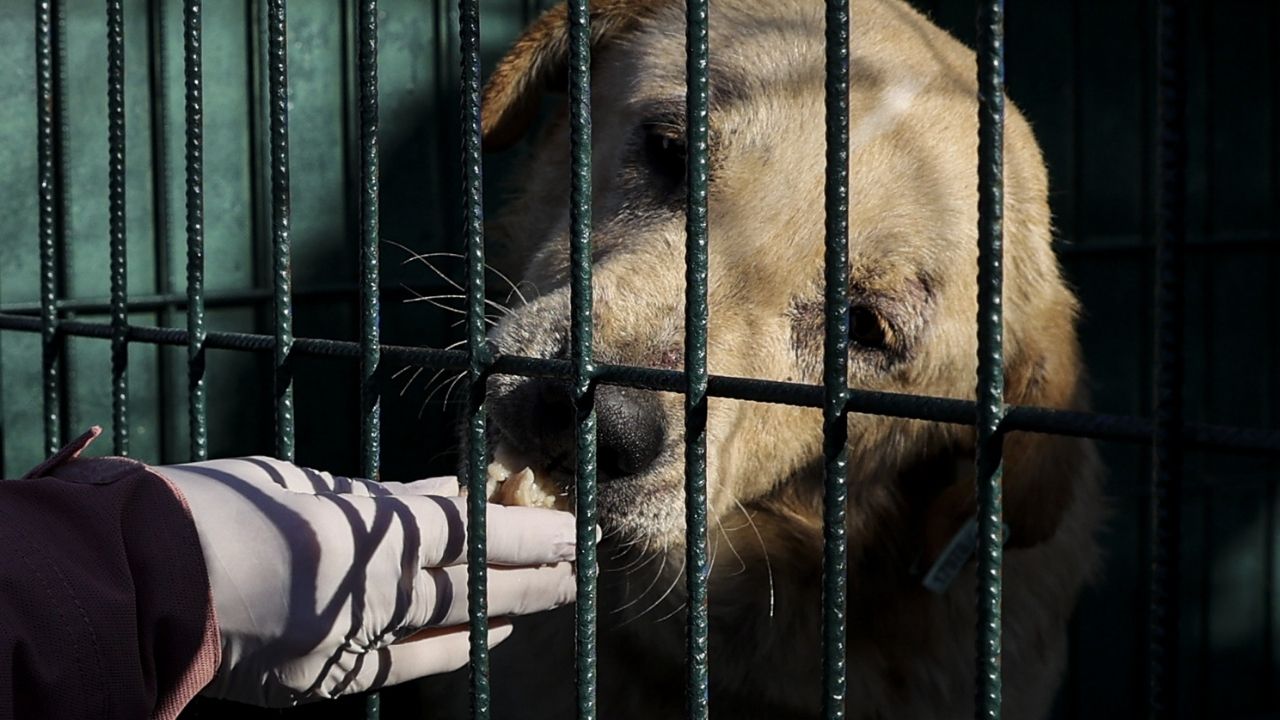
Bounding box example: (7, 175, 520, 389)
(483, 445, 567, 510)
(491, 467, 563, 510)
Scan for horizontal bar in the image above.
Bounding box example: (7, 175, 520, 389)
(0, 281, 458, 315)
(1056, 230, 1279, 255)
(0, 313, 1276, 456)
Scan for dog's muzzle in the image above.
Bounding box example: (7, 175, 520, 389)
(489, 379, 667, 483)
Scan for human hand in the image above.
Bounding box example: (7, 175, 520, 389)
(159, 457, 578, 707)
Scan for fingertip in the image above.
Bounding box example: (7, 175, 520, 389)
(488, 620, 515, 647)
(483, 504, 580, 565)
(396, 476, 462, 496)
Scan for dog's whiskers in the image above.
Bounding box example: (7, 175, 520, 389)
(411, 250, 532, 308)
(652, 598, 688, 624)
(420, 370, 465, 418)
(609, 541, 659, 573)
(713, 510, 748, 577)
(621, 556, 686, 626)
(402, 285, 500, 327)
(397, 366, 425, 398)
(384, 242, 532, 309)
(612, 553, 667, 615)
(404, 292, 514, 318)
(440, 372, 468, 408)
(415, 367, 451, 400)
(735, 498, 775, 620)
(449, 315, 503, 329)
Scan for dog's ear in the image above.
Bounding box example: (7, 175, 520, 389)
(921, 327, 1096, 557)
(483, 0, 661, 150)
(999, 324, 1096, 549)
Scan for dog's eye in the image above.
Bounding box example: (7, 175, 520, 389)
(848, 305, 888, 350)
(641, 124, 686, 186)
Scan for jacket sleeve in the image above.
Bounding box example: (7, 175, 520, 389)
(0, 427, 221, 720)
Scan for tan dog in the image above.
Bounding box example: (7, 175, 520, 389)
(426, 1, 1103, 717)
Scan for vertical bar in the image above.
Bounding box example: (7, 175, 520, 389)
(147, 0, 174, 463)
(357, 2, 381, 716)
(1266, 1, 1280, 708)
(458, 0, 490, 717)
(821, 0, 850, 718)
(357, 0, 381, 500)
(1147, 0, 1187, 716)
(974, 1, 1006, 718)
(267, 0, 294, 461)
(684, 0, 711, 717)
(566, 1, 599, 718)
(184, 0, 208, 461)
(247, 0, 272, 304)
(35, 0, 62, 456)
(107, 0, 130, 456)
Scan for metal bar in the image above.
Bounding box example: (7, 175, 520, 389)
(247, 0, 272, 316)
(147, 0, 174, 463)
(566, 1, 599, 718)
(1, 313, 1278, 458)
(356, 2, 381, 715)
(974, 0, 1006, 717)
(821, 0, 850, 717)
(0, 281, 458, 316)
(184, 0, 208, 461)
(267, 0, 294, 461)
(106, 0, 130, 456)
(341, 0, 358, 277)
(458, 0, 491, 716)
(684, 0, 711, 716)
(1265, 1, 1280, 706)
(1147, 0, 1188, 716)
(357, 0, 381, 487)
(35, 0, 63, 456)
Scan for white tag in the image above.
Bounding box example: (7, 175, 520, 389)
(921, 519, 1010, 594)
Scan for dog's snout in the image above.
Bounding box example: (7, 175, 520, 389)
(495, 380, 666, 481)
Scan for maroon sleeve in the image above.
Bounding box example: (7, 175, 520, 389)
(0, 427, 221, 720)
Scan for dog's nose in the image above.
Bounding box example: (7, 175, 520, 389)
(594, 385, 666, 478)
(503, 380, 666, 480)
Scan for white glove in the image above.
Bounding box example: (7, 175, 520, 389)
(159, 457, 579, 707)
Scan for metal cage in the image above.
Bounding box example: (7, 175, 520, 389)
(1, 1, 1278, 719)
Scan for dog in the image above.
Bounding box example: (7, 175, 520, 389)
(421, 1, 1103, 717)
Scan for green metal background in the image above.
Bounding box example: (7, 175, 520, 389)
(0, 0, 1276, 718)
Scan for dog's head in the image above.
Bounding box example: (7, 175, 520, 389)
(477, 0, 1092, 573)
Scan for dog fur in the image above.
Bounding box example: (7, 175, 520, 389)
(421, 1, 1103, 717)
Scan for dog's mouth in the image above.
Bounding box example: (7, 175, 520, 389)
(485, 440, 571, 511)
(479, 374, 688, 541)
(484, 433, 687, 541)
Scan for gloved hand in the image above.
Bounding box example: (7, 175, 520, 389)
(158, 457, 579, 707)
